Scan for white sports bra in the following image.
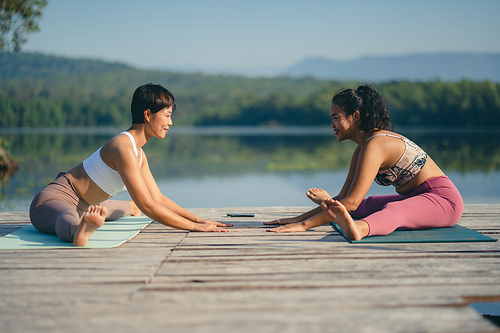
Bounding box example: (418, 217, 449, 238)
(82, 131, 143, 196)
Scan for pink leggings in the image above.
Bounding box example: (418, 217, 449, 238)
(351, 175, 464, 236)
(29, 173, 132, 242)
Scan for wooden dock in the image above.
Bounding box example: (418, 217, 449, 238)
(1, 204, 499, 333)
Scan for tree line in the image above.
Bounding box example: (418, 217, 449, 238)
(1, 52, 499, 128)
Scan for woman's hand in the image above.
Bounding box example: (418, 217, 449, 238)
(191, 221, 230, 232)
(266, 222, 307, 233)
(197, 219, 233, 227)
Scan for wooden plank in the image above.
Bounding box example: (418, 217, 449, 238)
(0, 302, 496, 333)
(0, 205, 499, 333)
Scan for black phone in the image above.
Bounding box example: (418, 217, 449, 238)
(227, 213, 255, 217)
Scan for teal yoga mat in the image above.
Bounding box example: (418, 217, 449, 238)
(332, 223, 497, 243)
(0, 216, 152, 249)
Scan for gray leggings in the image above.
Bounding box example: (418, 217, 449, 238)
(29, 173, 132, 242)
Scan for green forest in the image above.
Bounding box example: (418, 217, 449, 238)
(1, 52, 500, 128)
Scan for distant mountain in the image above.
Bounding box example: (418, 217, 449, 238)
(3, 51, 499, 82)
(285, 53, 500, 82)
(0, 52, 132, 78)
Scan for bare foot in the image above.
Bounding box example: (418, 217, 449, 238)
(73, 205, 107, 247)
(129, 201, 142, 216)
(306, 188, 331, 205)
(321, 200, 365, 241)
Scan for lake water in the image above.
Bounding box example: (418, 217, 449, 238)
(0, 126, 499, 211)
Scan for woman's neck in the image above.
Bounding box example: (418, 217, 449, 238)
(352, 130, 372, 147)
(126, 124, 148, 148)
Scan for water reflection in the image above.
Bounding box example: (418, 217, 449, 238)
(0, 126, 499, 211)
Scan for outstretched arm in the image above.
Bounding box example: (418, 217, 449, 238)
(335, 145, 361, 202)
(115, 148, 230, 232)
(338, 141, 383, 212)
(139, 154, 232, 227)
(263, 206, 323, 225)
(305, 146, 363, 205)
(266, 209, 333, 233)
(265, 146, 363, 227)
(268, 142, 384, 233)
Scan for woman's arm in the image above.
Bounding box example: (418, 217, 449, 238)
(265, 146, 364, 227)
(268, 141, 385, 233)
(139, 154, 200, 221)
(266, 209, 333, 232)
(112, 143, 229, 232)
(263, 206, 323, 225)
(333, 145, 361, 201)
(139, 153, 231, 227)
(339, 140, 386, 211)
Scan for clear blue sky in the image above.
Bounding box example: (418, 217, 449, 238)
(23, 0, 500, 74)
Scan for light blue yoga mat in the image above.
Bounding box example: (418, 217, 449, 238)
(332, 223, 497, 243)
(0, 216, 152, 249)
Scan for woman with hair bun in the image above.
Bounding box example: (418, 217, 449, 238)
(265, 85, 463, 241)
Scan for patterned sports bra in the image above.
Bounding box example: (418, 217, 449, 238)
(367, 133, 427, 189)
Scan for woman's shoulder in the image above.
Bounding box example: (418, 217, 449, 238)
(106, 131, 135, 146)
(101, 132, 137, 158)
(368, 130, 405, 139)
(365, 131, 410, 145)
(362, 131, 406, 160)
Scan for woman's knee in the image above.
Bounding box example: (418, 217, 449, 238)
(365, 203, 407, 236)
(30, 200, 79, 242)
(55, 210, 80, 242)
(101, 200, 130, 221)
(352, 194, 403, 218)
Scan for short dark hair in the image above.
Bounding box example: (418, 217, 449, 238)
(131, 83, 176, 124)
(332, 85, 392, 133)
